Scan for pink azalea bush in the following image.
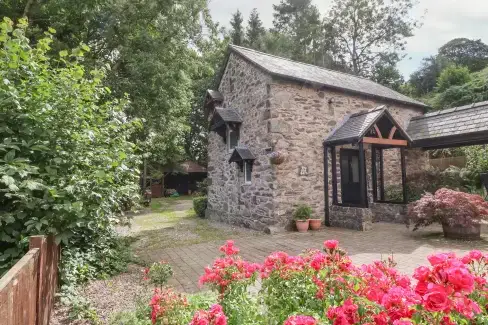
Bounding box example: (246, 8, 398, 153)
(408, 188, 488, 230)
(147, 239, 488, 325)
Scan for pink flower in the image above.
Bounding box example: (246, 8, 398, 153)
(219, 240, 240, 256)
(283, 315, 317, 325)
(427, 253, 452, 266)
(446, 266, 475, 293)
(413, 266, 430, 282)
(423, 284, 450, 312)
(393, 321, 413, 325)
(324, 240, 339, 250)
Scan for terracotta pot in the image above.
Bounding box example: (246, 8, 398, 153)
(442, 222, 480, 240)
(295, 220, 310, 233)
(309, 219, 322, 230)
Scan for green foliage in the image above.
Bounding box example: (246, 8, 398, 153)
(0, 18, 140, 274)
(145, 261, 174, 289)
(439, 38, 488, 72)
(409, 56, 450, 96)
(193, 196, 208, 218)
(293, 204, 312, 220)
(109, 312, 152, 325)
(230, 10, 244, 46)
(436, 65, 471, 92)
(432, 67, 488, 109)
(465, 146, 488, 175)
(325, 0, 420, 76)
(246, 9, 266, 50)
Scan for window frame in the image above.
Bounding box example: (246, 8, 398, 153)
(227, 126, 239, 153)
(244, 161, 252, 184)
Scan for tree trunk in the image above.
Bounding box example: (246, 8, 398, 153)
(23, 0, 36, 19)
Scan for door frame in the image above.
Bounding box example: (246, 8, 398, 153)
(339, 148, 368, 207)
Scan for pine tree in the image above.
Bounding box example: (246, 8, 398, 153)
(246, 8, 265, 50)
(230, 10, 244, 46)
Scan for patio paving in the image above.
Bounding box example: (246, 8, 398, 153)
(152, 223, 488, 293)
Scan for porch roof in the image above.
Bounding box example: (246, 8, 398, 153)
(324, 106, 411, 146)
(407, 101, 488, 149)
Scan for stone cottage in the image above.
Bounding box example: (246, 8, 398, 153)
(204, 45, 432, 231)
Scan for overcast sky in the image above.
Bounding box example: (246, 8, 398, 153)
(208, 0, 488, 78)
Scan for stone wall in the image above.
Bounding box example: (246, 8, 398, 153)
(370, 203, 408, 224)
(268, 80, 428, 227)
(206, 53, 275, 230)
(329, 205, 373, 231)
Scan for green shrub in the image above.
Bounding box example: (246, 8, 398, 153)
(144, 261, 173, 289)
(293, 204, 312, 220)
(436, 64, 471, 92)
(193, 196, 207, 218)
(0, 18, 140, 275)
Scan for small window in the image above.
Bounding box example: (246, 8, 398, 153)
(244, 161, 252, 184)
(227, 126, 239, 152)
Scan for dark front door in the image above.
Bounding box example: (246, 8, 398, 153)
(340, 149, 361, 204)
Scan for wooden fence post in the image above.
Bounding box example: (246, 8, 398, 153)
(29, 236, 47, 325)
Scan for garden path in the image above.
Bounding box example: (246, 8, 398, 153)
(155, 223, 488, 293)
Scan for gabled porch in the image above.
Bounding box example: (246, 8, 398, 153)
(323, 106, 412, 231)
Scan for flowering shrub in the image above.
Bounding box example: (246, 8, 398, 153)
(408, 188, 488, 230)
(143, 239, 487, 325)
(143, 261, 174, 289)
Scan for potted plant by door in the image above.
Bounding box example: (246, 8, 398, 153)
(293, 204, 312, 233)
(408, 188, 488, 240)
(309, 215, 322, 230)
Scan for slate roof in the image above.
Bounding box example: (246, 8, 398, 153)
(214, 108, 243, 123)
(407, 101, 488, 146)
(229, 45, 427, 109)
(325, 107, 384, 144)
(207, 89, 224, 102)
(229, 146, 256, 163)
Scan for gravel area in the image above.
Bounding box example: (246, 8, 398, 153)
(50, 198, 262, 325)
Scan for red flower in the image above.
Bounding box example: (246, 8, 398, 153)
(446, 266, 475, 293)
(423, 284, 450, 312)
(324, 240, 339, 250)
(283, 315, 317, 325)
(190, 304, 227, 325)
(219, 240, 240, 256)
(413, 266, 430, 282)
(393, 321, 413, 325)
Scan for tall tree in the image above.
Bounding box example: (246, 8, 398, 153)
(272, 0, 322, 65)
(1, 0, 213, 167)
(409, 56, 449, 96)
(439, 38, 488, 72)
(324, 0, 421, 77)
(246, 8, 265, 50)
(230, 10, 244, 46)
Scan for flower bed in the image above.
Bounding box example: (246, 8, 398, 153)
(145, 240, 488, 325)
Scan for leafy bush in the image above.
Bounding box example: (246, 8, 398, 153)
(193, 196, 207, 218)
(143, 261, 173, 289)
(436, 64, 471, 92)
(293, 204, 312, 220)
(144, 240, 488, 324)
(408, 188, 488, 230)
(0, 18, 140, 274)
(195, 179, 209, 196)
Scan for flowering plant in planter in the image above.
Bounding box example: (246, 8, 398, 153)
(408, 188, 488, 236)
(268, 151, 286, 165)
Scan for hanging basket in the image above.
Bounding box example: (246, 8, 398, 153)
(269, 151, 286, 165)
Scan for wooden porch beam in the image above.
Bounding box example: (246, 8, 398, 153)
(388, 126, 397, 139)
(363, 137, 408, 146)
(331, 146, 338, 205)
(374, 124, 383, 138)
(323, 145, 330, 227)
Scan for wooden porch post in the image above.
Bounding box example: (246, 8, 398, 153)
(358, 142, 368, 207)
(401, 148, 408, 204)
(323, 144, 330, 227)
(379, 148, 385, 201)
(331, 146, 338, 205)
(371, 146, 377, 202)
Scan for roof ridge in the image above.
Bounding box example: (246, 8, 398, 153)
(228, 45, 427, 109)
(230, 44, 374, 82)
(411, 101, 488, 120)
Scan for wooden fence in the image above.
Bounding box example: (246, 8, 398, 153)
(0, 235, 60, 325)
(429, 156, 467, 171)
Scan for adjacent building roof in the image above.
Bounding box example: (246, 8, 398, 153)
(207, 89, 224, 102)
(163, 161, 207, 173)
(229, 146, 256, 163)
(407, 101, 488, 149)
(229, 45, 428, 109)
(324, 106, 411, 145)
(215, 108, 243, 123)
